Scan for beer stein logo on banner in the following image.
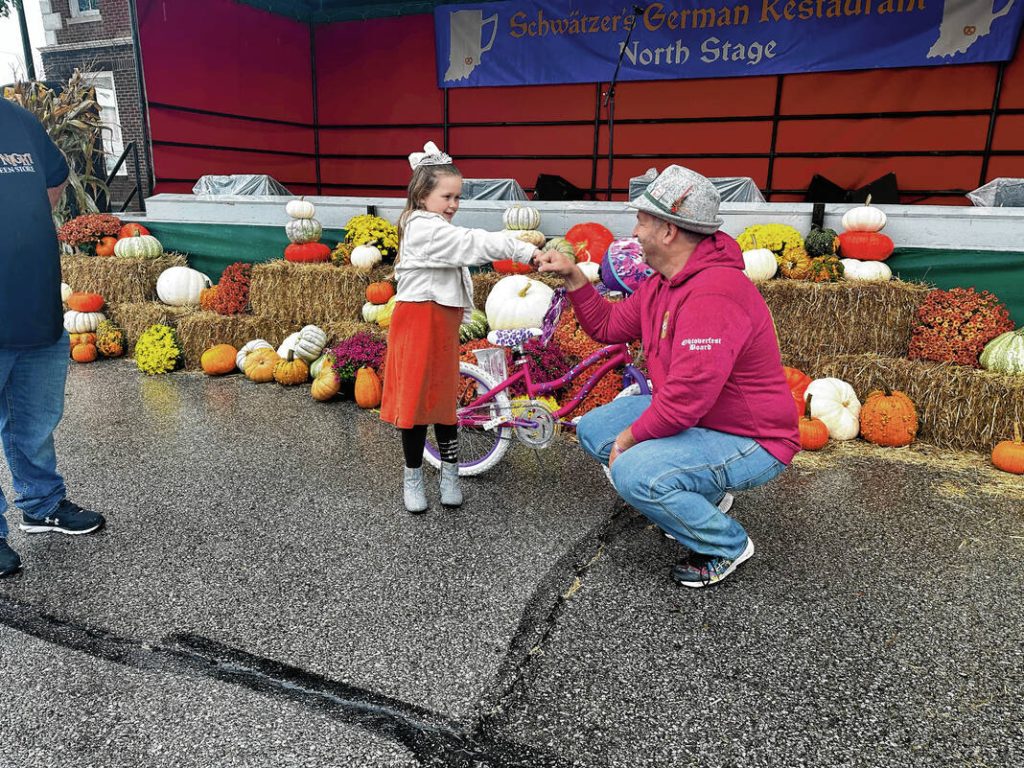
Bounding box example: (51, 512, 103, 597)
(927, 0, 1016, 58)
(444, 9, 498, 82)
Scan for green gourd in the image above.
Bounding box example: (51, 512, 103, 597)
(980, 328, 1024, 374)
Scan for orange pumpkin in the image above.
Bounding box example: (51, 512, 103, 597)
(284, 242, 330, 263)
(565, 222, 615, 264)
(799, 394, 829, 451)
(69, 332, 97, 347)
(859, 387, 918, 447)
(118, 223, 150, 239)
(201, 344, 238, 376)
(992, 421, 1024, 475)
(493, 260, 533, 275)
(838, 231, 894, 262)
(95, 236, 118, 257)
(244, 348, 280, 383)
(71, 342, 97, 363)
(354, 366, 382, 409)
(365, 281, 396, 305)
(783, 365, 812, 419)
(311, 369, 341, 402)
(273, 350, 309, 386)
(66, 292, 105, 313)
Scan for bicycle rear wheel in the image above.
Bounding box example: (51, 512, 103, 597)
(423, 362, 513, 476)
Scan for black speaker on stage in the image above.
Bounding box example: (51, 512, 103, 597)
(805, 173, 899, 204)
(533, 174, 587, 201)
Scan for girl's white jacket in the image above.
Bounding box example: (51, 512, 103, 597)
(394, 211, 536, 322)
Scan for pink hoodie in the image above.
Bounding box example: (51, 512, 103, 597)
(569, 230, 800, 465)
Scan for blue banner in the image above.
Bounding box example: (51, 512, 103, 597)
(435, 0, 1024, 88)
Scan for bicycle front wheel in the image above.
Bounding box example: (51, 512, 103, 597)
(423, 362, 513, 477)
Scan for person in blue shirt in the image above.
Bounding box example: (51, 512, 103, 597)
(0, 97, 106, 577)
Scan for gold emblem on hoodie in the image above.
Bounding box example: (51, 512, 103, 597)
(660, 311, 670, 339)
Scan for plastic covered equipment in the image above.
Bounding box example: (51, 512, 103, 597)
(629, 168, 766, 203)
(967, 178, 1024, 207)
(193, 174, 292, 197)
(460, 178, 529, 201)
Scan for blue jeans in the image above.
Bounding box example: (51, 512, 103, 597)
(0, 333, 69, 538)
(577, 395, 786, 560)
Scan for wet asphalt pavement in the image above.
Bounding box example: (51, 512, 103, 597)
(0, 361, 1021, 767)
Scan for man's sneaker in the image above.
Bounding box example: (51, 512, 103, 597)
(19, 499, 105, 535)
(0, 538, 22, 577)
(663, 493, 734, 540)
(671, 537, 755, 588)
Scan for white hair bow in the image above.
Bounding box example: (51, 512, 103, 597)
(408, 141, 453, 169)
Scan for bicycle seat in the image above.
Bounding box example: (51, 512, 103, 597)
(486, 327, 542, 350)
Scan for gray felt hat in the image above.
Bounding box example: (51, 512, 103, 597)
(626, 165, 723, 234)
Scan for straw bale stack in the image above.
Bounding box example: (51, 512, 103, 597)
(175, 312, 373, 369)
(249, 260, 392, 325)
(759, 280, 931, 364)
(786, 352, 1024, 453)
(61, 253, 188, 303)
(106, 302, 195, 355)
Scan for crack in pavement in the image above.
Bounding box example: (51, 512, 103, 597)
(0, 503, 634, 767)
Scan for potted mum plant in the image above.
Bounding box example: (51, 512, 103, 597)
(329, 331, 387, 400)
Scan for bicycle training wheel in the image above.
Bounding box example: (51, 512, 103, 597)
(423, 362, 513, 477)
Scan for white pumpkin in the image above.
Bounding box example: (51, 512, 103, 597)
(114, 234, 164, 259)
(485, 275, 555, 331)
(841, 258, 892, 282)
(285, 218, 323, 244)
(578, 261, 600, 284)
(285, 198, 316, 219)
(502, 205, 541, 231)
(156, 266, 212, 306)
(63, 309, 105, 333)
(236, 339, 273, 371)
(277, 325, 327, 363)
(841, 195, 887, 233)
(60, 282, 72, 303)
(350, 243, 382, 272)
(362, 301, 385, 323)
(804, 377, 861, 441)
(742, 248, 778, 281)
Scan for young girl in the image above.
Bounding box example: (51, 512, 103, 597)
(380, 142, 543, 513)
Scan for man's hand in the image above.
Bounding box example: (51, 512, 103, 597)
(47, 182, 66, 210)
(536, 249, 589, 290)
(607, 426, 638, 469)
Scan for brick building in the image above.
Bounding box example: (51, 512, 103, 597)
(38, 0, 151, 211)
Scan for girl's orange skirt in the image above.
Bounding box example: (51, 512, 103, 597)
(380, 301, 463, 428)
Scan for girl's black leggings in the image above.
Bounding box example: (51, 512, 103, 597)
(401, 424, 458, 468)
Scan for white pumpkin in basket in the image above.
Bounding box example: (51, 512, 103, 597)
(804, 377, 861, 440)
(277, 324, 327, 363)
(485, 275, 554, 331)
(840, 258, 891, 282)
(156, 266, 212, 306)
(742, 248, 778, 281)
(63, 310, 105, 334)
(236, 339, 273, 371)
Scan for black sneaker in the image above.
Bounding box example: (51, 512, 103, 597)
(671, 538, 755, 588)
(19, 499, 105, 536)
(0, 538, 22, 577)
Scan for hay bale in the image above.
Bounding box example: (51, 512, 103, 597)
(760, 280, 930, 366)
(175, 312, 376, 369)
(471, 270, 564, 310)
(106, 302, 196, 355)
(248, 260, 392, 325)
(788, 353, 1024, 453)
(61, 253, 188, 303)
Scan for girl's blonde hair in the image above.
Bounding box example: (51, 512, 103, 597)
(397, 162, 462, 248)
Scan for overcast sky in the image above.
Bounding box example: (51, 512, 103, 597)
(0, 3, 46, 83)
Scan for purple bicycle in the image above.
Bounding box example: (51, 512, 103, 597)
(423, 288, 651, 476)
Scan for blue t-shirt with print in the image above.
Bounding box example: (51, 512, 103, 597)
(0, 99, 70, 348)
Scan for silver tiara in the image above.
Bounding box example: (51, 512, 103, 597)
(408, 141, 453, 169)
